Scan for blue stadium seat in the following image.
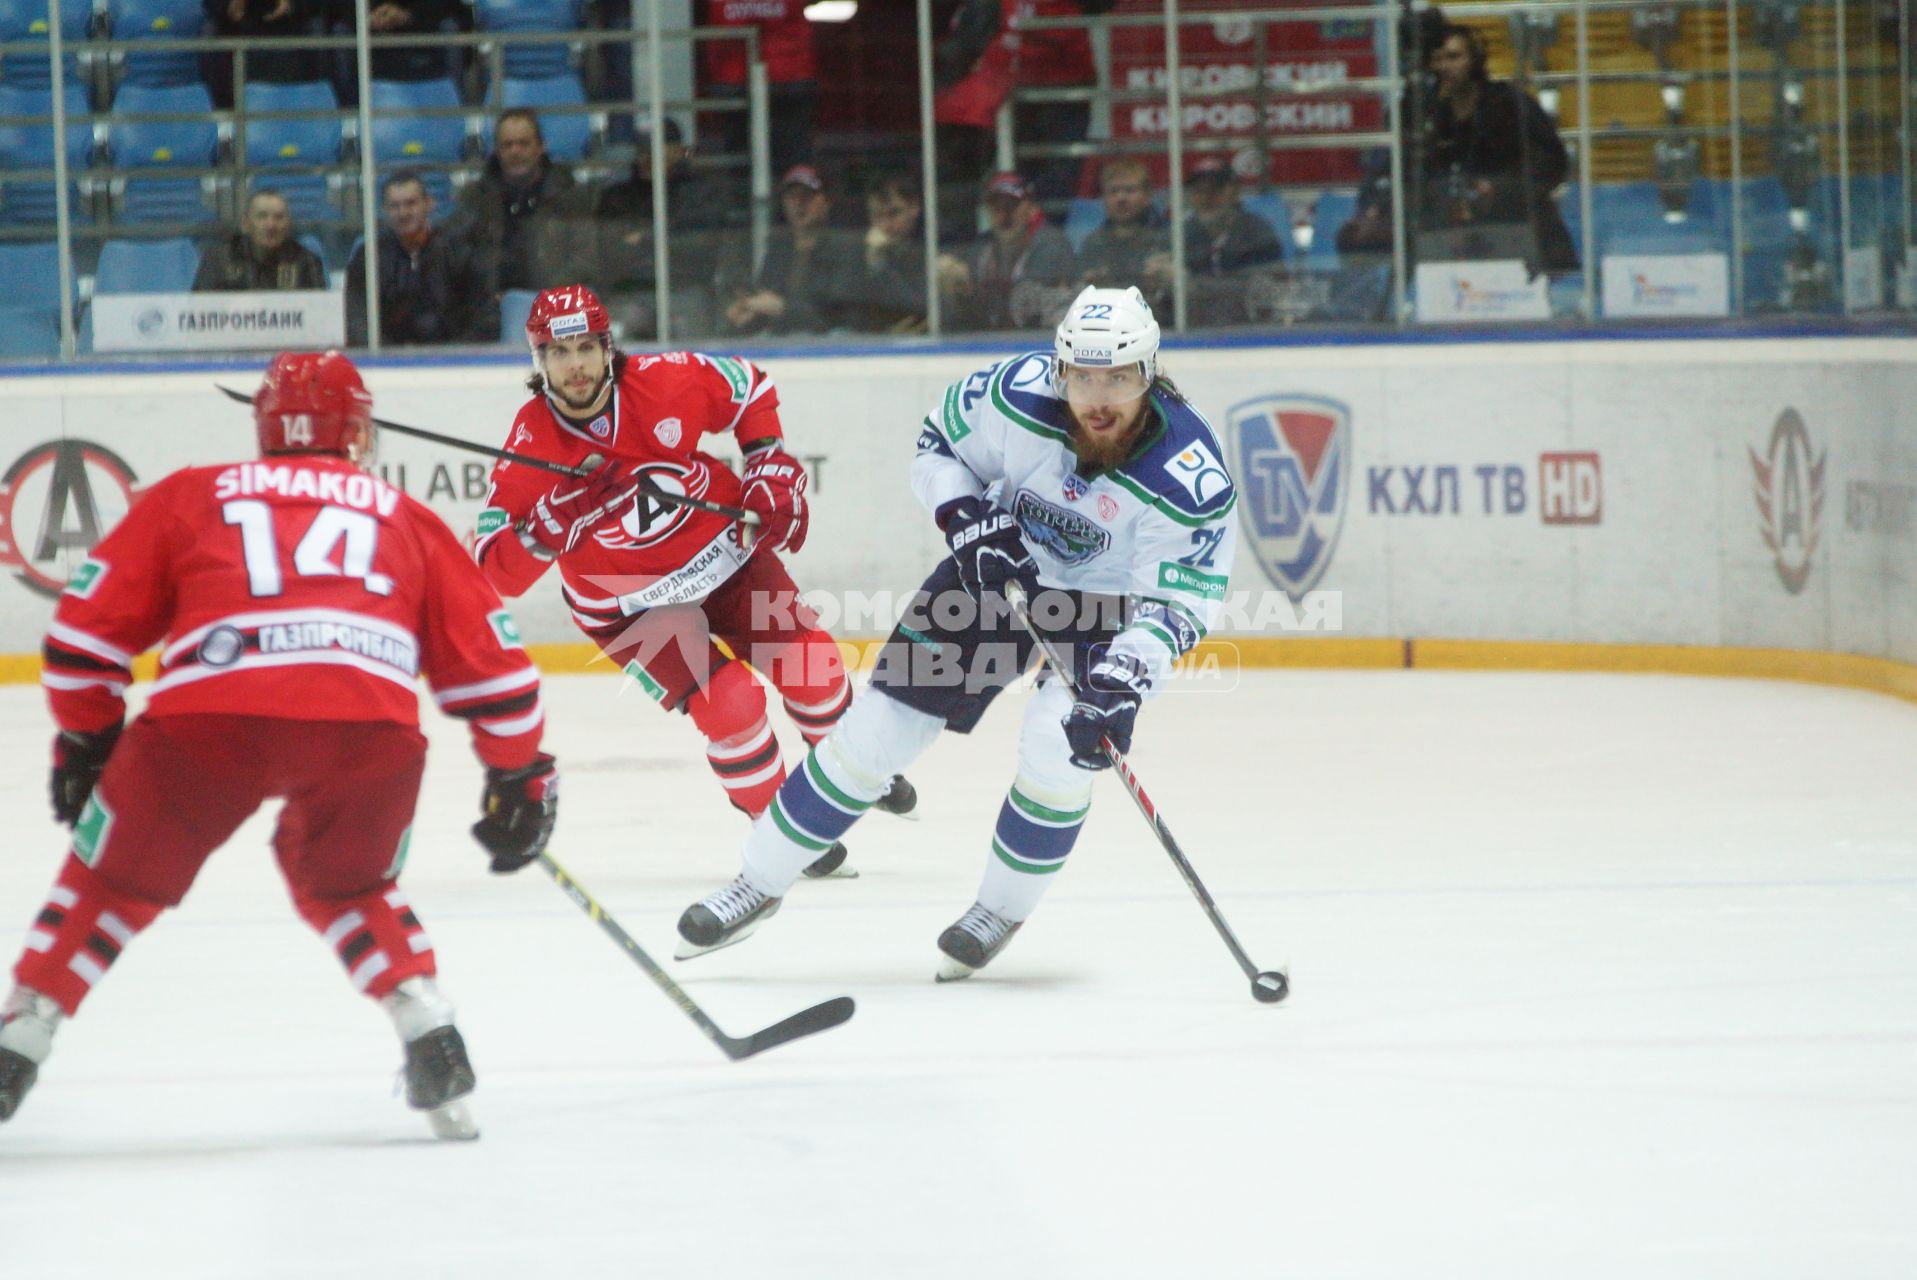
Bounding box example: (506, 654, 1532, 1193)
(0, 0, 89, 89)
(500, 73, 592, 161)
(93, 236, 199, 292)
(369, 77, 468, 165)
(1063, 197, 1103, 252)
(1239, 192, 1294, 257)
(473, 0, 584, 79)
(1307, 190, 1356, 267)
(499, 288, 537, 341)
(0, 306, 61, 356)
(109, 81, 218, 225)
(107, 0, 203, 88)
(0, 82, 92, 224)
(242, 79, 343, 168)
(0, 241, 67, 309)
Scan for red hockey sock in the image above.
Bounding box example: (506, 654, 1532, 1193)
(12, 855, 164, 1016)
(687, 659, 787, 817)
(705, 715, 787, 817)
(293, 882, 435, 1000)
(780, 664, 851, 747)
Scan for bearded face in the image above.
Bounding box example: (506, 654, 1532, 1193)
(1060, 361, 1152, 468)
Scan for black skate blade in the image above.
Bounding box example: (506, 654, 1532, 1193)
(723, 995, 856, 1060)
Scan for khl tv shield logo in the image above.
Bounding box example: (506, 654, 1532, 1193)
(1229, 394, 1350, 600)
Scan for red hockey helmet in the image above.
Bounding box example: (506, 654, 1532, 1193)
(525, 284, 611, 353)
(254, 350, 375, 462)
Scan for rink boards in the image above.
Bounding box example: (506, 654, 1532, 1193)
(1, 335, 1914, 693)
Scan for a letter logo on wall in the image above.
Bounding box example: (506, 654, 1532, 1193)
(1228, 394, 1350, 600)
(1748, 408, 1826, 595)
(0, 441, 142, 598)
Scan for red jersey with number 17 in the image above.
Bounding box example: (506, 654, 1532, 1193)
(39, 456, 545, 770)
(473, 351, 782, 632)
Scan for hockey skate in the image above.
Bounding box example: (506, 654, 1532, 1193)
(935, 903, 1023, 983)
(383, 978, 477, 1140)
(676, 875, 782, 959)
(0, 987, 62, 1123)
(874, 774, 919, 821)
(800, 841, 853, 879)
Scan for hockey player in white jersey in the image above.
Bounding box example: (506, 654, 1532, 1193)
(676, 285, 1237, 979)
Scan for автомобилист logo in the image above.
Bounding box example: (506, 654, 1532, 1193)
(1749, 407, 1825, 596)
(0, 440, 143, 598)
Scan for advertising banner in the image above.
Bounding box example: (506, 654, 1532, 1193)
(90, 291, 345, 352)
(1600, 253, 1730, 318)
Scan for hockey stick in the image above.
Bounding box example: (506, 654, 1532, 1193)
(537, 851, 856, 1059)
(215, 384, 752, 523)
(1004, 583, 1289, 1004)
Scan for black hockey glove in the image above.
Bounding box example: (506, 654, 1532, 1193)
(938, 496, 1038, 602)
(471, 753, 558, 873)
(50, 724, 122, 828)
(1063, 650, 1151, 770)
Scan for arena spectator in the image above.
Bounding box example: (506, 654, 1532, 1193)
(202, 0, 329, 107)
(719, 164, 857, 336)
(935, 171, 1077, 331)
(819, 170, 928, 334)
(345, 171, 495, 346)
(702, 0, 819, 185)
(1410, 23, 1577, 274)
(933, 0, 1116, 222)
(1177, 154, 1284, 327)
(449, 109, 593, 295)
(1077, 157, 1172, 304)
(361, 0, 467, 83)
(192, 189, 327, 292)
(591, 117, 736, 340)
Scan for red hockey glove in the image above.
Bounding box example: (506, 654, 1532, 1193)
(523, 458, 638, 558)
(471, 753, 558, 873)
(739, 443, 809, 553)
(50, 724, 121, 828)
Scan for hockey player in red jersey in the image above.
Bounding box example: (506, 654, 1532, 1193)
(0, 351, 558, 1139)
(472, 285, 911, 875)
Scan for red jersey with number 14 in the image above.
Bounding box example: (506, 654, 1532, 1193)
(40, 456, 544, 770)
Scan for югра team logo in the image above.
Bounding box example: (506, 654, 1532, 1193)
(1749, 407, 1825, 596)
(0, 440, 142, 598)
(1228, 394, 1350, 600)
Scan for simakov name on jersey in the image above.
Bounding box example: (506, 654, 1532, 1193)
(213, 464, 402, 516)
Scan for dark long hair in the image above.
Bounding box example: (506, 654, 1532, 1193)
(525, 347, 626, 397)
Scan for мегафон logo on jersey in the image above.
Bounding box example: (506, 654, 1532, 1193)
(1748, 407, 1825, 596)
(1228, 394, 1351, 601)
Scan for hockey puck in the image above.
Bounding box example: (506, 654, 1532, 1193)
(1251, 971, 1289, 1004)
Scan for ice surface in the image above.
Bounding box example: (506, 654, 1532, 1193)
(1, 669, 1915, 1278)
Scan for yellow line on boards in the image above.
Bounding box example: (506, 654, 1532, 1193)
(6, 638, 1917, 704)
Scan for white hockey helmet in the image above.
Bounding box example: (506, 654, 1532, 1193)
(1053, 285, 1161, 385)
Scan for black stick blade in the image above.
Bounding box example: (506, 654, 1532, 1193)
(725, 995, 856, 1061)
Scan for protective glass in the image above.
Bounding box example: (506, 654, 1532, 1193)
(1056, 361, 1151, 408)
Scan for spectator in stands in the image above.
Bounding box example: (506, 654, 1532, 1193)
(935, 171, 1077, 331)
(701, 0, 819, 185)
(591, 117, 735, 340)
(818, 170, 927, 334)
(933, 0, 1117, 223)
(345, 170, 495, 346)
(1410, 23, 1577, 274)
(192, 189, 327, 292)
(450, 109, 593, 296)
(719, 164, 855, 336)
(362, 0, 467, 83)
(1077, 157, 1172, 304)
(1177, 154, 1284, 327)
(203, 0, 329, 107)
